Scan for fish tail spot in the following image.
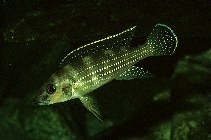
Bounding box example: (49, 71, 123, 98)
(146, 23, 178, 56)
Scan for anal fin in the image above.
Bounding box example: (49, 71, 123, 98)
(79, 95, 102, 121)
(116, 66, 153, 80)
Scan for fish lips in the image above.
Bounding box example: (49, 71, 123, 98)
(34, 95, 50, 105)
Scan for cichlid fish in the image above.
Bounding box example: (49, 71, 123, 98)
(36, 24, 178, 120)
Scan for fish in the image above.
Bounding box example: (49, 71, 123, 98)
(36, 23, 178, 120)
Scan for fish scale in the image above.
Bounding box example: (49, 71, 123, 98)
(36, 23, 178, 120)
(73, 44, 152, 96)
(59, 26, 136, 67)
(60, 27, 137, 96)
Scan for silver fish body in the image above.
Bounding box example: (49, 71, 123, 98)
(36, 24, 178, 119)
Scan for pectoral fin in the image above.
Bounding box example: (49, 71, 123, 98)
(79, 96, 102, 121)
(116, 66, 153, 80)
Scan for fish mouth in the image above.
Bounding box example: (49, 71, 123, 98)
(34, 95, 49, 105)
(36, 101, 47, 105)
(33, 99, 47, 105)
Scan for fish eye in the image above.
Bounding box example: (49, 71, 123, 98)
(46, 84, 56, 94)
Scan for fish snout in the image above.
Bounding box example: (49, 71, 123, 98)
(34, 94, 51, 105)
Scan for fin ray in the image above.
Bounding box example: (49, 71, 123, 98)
(146, 23, 178, 56)
(60, 26, 136, 67)
(80, 95, 102, 121)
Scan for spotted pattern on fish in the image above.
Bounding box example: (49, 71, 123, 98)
(146, 24, 177, 55)
(36, 23, 178, 106)
(116, 66, 153, 80)
(59, 24, 177, 97)
(59, 26, 137, 67)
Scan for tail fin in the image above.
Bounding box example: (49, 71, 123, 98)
(146, 24, 178, 56)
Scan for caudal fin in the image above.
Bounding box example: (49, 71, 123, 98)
(146, 24, 178, 56)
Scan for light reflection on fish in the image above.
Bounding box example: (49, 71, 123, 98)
(36, 24, 178, 120)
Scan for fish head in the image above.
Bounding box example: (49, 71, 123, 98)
(36, 71, 74, 105)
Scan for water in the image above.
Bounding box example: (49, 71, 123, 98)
(0, 0, 210, 140)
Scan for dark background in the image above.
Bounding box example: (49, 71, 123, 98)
(0, 0, 211, 140)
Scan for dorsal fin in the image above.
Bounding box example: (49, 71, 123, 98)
(59, 26, 136, 67)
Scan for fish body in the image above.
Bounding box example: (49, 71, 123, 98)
(36, 24, 178, 119)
